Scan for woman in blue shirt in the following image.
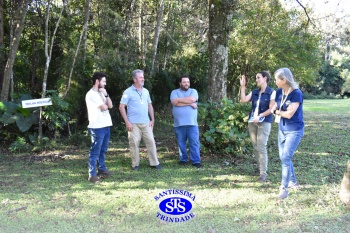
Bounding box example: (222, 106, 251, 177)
(272, 68, 304, 199)
(240, 71, 275, 182)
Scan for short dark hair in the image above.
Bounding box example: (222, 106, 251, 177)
(258, 71, 271, 83)
(179, 75, 189, 83)
(91, 72, 107, 85)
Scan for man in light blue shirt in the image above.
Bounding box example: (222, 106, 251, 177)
(170, 76, 201, 168)
(119, 69, 161, 170)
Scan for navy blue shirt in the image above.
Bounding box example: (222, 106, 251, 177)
(275, 88, 304, 131)
(250, 86, 274, 123)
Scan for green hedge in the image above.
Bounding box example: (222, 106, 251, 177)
(198, 99, 252, 157)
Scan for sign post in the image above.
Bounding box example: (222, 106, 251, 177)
(22, 98, 52, 108)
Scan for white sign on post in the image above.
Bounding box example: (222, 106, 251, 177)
(22, 98, 52, 108)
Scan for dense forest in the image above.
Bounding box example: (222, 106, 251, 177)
(0, 0, 349, 149)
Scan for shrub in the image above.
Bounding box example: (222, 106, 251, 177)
(9, 137, 30, 153)
(198, 99, 252, 157)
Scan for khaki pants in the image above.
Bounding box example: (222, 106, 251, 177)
(128, 123, 159, 167)
(248, 122, 271, 175)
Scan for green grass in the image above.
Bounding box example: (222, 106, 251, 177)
(1, 99, 350, 232)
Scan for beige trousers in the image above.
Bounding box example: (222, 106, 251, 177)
(128, 123, 159, 167)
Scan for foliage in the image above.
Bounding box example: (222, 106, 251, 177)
(317, 62, 344, 95)
(332, 48, 350, 96)
(0, 94, 39, 145)
(198, 98, 252, 157)
(305, 45, 350, 97)
(8, 137, 30, 153)
(228, 0, 322, 99)
(303, 91, 341, 100)
(41, 90, 69, 134)
(0, 91, 70, 148)
(32, 137, 57, 152)
(64, 131, 90, 148)
(151, 52, 209, 106)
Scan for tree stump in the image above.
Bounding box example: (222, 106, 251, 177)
(339, 159, 350, 205)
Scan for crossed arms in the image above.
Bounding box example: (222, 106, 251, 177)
(171, 96, 197, 109)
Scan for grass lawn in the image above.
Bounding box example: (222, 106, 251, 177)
(1, 99, 350, 233)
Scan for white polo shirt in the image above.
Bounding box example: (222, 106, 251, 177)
(85, 89, 112, 128)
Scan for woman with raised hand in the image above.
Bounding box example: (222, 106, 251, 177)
(240, 71, 275, 182)
(272, 68, 304, 199)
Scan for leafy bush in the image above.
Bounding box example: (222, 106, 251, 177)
(0, 94, 40, 147)
(0, 94, 39, 132)
(198, 99, 252, 157)
(42, 90, 70, 136)
(0, 91, 71, 150)
(65, 131, 90, 148)
(9, 137, 30, 153)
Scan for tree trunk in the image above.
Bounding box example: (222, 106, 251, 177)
(139, 0, 148, 67)
(0, 0, 4, 90)
(162, 3, 171, 71)
(339, 159, 350, 205)
(0, 0, 29, 101)
(138, 2, 143, 64)
(63, 0, 90, 99)
(31, 33, 37, 95)
(82, 0, 91, 69)
(150, 0, 164, 78)
(39, 1, 65, 141)
(207, 0, 237, 102)
(124, 0, 136, 37)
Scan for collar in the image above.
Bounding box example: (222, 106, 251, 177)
(132, 85, 143, 92)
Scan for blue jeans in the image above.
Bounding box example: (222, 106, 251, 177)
(174, 125, 200, 164)
(278, 128, 304, 189)
(88, 127, 110, 177)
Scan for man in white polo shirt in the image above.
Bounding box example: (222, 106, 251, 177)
(119, 69, 161, 170)
(85, 72, 113, 183)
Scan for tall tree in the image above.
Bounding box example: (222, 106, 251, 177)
(0, 0, 4, 90)
(150, 0, 164, 78)
(82, 0, 91, 70)
(207, 0, 237, 101)
(0, 0, 30, 101)
(39, 0, 65, 141)
(62, 0, 90, 99)
(124, 0, 136, 37)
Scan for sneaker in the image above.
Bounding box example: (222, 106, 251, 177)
(288, 181, 300, 189)
(97, 170, 114, 176)
(88, 176, 100, 183)
(257, 174, 267, 182)
(192, 163, 201, 168)
(278, 188, 289, 199)
(150, 164, 162, 169)
(179, 161, 187, 165)
(132, 166, 140, 171)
